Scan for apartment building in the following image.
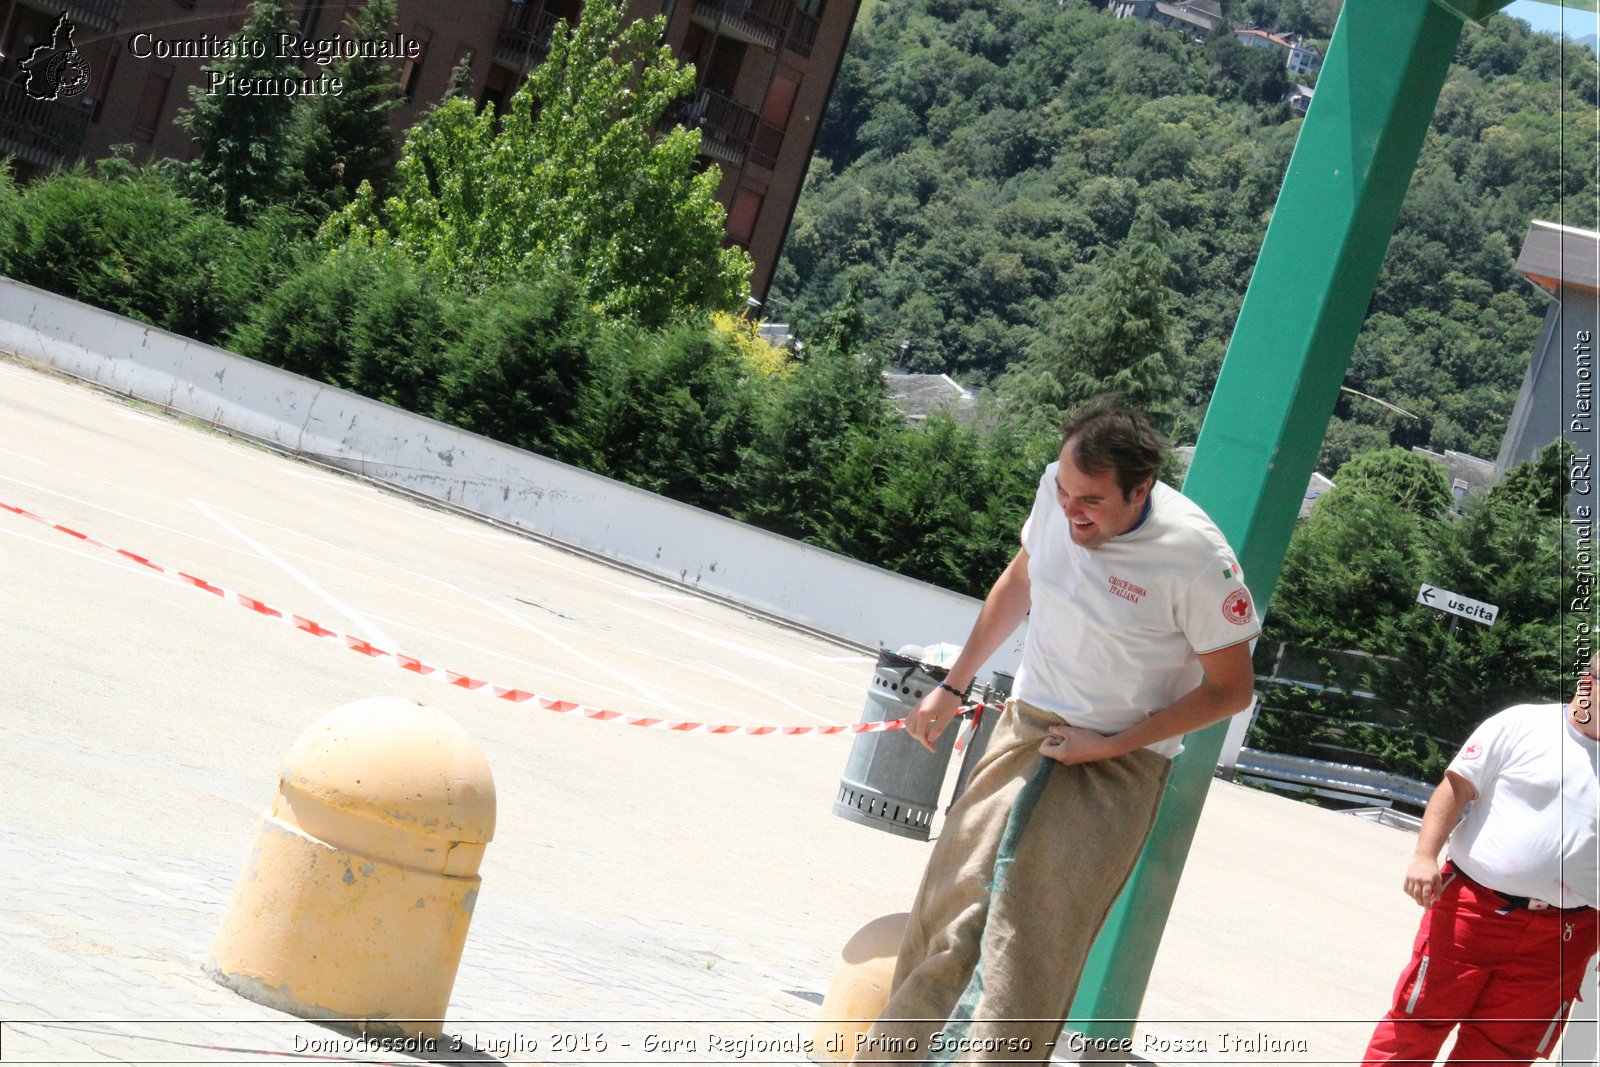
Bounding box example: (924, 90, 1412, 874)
(0, 0, 858, 301)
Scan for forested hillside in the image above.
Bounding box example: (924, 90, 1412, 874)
(771, 0, 1598, 466)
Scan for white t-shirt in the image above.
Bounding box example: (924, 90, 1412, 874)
(1447, 703, 1600, 909)
(1012, 469, 1259, 758)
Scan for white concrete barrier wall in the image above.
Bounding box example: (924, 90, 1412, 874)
(0, 278, 1024, 677)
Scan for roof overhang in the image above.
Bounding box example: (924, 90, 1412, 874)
(1516, 219, 1600, 296)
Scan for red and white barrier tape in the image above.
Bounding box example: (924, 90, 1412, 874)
(2, 498, 991, 736)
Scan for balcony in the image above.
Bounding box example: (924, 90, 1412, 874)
(690, 0, 788, 51)
(0, 79, 89, 170)
(496, 4, 558, 71)
(671, 88, 781, 171)
(691, 0, 818, 57)
(784, 8, 818, 58)
(675, 88, 753, 166)
(67, 0, 125, 33)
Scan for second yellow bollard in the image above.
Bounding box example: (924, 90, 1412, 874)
(811, 912, 908, 1063)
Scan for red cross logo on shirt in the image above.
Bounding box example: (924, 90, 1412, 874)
(1222, 588, 1252, 626)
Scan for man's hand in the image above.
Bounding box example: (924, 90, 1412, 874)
(1040, 723, 1122, 765)
(1402, 771, 1475, 908)
(1403, 855, 1443, 908)
(906, 688, 962, 753)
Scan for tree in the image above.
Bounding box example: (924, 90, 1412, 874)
(1331, 447, 1455, 520)
(291, 0, 403, 212)
(740, 289, 898, 542)
(1363, 469, 1565, 774)
(1205, 33, 1289, 106)
(175, 2, 306, 221)
(443, 54, 476, 102)
(589, 324, 765, 513)
(1258, 443, 1567, 779)
(772, 0, 1572, 469)
(1493, 438, 1572, 520)
(1265, 485, 1429, 649)
(228, 243, 453, 414)
(1000, 204, 1182, 426)
(327, 0, 751, 326)
(436, 275, 607, 468)
(0, 164, 305, 345)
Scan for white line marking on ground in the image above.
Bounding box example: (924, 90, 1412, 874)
(167, 502, 796, 725)
(0, 472, 293, 567)
(692, 658, 835, 724)
(639, 617, 838, 679)
(355, 611, 776, 721)
(113, 410, 171, 427)
(0, 525, 185, 587)
(438, 584, 721, 724)
(190, 498, 401, 654)
(0, 519, 687, 717)
(277, 467, 360, 490)
(0, 374, 865, 718)
(448, 526, 529, 546)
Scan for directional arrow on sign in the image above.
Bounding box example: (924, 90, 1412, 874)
(1417, 584, 1499, 627)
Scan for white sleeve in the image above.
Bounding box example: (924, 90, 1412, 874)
(1020, 466, 1056, 558)
(1448, 712, 1510, 793)
(1177, 552, 1260, 654)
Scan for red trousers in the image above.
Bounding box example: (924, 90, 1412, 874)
(1364, 866, 1598, 1066)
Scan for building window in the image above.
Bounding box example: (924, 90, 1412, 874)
(761, 74, 798, 129)
(728, 186, 762, 245)
(400, 26, 432, 100)
(90, 47, 117, 123)
(299, 0, 327, 42)
(450, 44, 476, 91)
(131, 63, 172, 143)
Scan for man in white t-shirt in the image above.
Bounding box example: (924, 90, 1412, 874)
(1362, 663, 1600, 1066)
(853, 396, 1259, 1065)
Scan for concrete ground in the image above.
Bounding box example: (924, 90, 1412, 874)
(0, 356, 1506, 1065)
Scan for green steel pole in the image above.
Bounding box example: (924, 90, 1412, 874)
(1067, 0, 1507, 1040)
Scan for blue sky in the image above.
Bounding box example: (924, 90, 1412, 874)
(1502, 1, 1599, 38)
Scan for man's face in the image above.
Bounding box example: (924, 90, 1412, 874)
(1055, 440, 1151, 550)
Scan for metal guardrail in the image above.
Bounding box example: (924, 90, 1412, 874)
(1348, 806, 1424, 832)
(1234, 748, 1434, 810)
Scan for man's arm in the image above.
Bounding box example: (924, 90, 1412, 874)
(1402, 771, 1476, 907)
(1039, 640, 1256, 765)
(905, 548, 1032, 753)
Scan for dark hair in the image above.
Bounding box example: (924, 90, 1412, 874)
(1059, 394, 1169, 500)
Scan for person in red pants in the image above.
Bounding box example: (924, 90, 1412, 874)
(1363, 662, 1600, 1066)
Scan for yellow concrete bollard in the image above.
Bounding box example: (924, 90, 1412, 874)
(811, 912, 908, 1063)
(208, 697, 495, 1039)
